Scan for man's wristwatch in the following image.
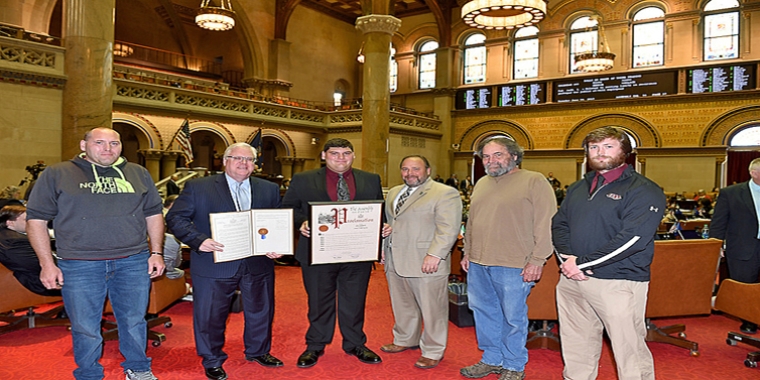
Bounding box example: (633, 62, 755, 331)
(150, 251, 164, 257)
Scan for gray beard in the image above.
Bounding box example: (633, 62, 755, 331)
(486, 160, 517, 177)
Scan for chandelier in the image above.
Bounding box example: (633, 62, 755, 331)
(196, 0, 235, 31)
(461, 0, 547, 30)
(574, 15, 616, 72)
(113, 42, 133, 57)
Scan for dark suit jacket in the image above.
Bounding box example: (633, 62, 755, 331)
(166, 174, 281, 278)
(282, 167, 384, 264)
(710, 181, 760, 261)
(166, 180, 180, 196)
(0, 228, 59, 296)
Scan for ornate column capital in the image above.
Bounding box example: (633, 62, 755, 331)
(139, 149, 163, 160)
(355, 15, 401, 35)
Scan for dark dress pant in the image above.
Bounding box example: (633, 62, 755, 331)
(192, 264, 274, 368)
(300, 261, 373, 352)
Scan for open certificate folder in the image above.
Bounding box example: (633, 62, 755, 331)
(209, 209, 294, 263)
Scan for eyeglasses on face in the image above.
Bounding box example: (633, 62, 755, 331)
(226, 155, 255, 163)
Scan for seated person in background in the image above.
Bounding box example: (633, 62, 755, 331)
(693, 189, 712, 202)
(694, 198, 713, 219)
(163, 195, 185, 280)
(0, 185, 23, 203)
(0, 203, 60, 296)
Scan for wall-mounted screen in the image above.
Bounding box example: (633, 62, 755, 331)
(496, 83, 546, 106)
(455, 87, 492, 110)
(553, 71, 677, 103)
(687, 64, 756, 93)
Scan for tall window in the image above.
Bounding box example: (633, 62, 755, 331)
(390, 46, 398, 93)
(632, 7, 665, 68)
(463, 33, 486, 84)
(703, 0, 740, 61)
(513, 26, 539, 79)
(418, 40, 438, 89)
(569, 16, 598, 74)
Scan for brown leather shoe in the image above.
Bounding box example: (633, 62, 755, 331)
(380, 343, 418, 353)
(414, 356, 441, 369)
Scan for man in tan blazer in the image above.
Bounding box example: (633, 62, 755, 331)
(381, 155, 462, 369)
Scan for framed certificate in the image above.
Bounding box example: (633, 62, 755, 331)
(210, 208, 294, 263)
(309, 201, 383, 264)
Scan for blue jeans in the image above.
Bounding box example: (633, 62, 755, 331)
(59, 251, 152, 380)
(467, 263, 534, 372)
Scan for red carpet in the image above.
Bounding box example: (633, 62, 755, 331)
(1, 265, 758, 379)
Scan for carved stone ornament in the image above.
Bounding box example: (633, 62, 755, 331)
(355, 15, 402, 35)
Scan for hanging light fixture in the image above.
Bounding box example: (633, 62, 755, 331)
(196, 0, 236, 31)
(574, 14, 616, 72)
(461, 0, 547, 30)
(113, 42, 133, 57)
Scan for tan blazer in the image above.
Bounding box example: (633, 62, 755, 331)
(385, 178, 462, 277)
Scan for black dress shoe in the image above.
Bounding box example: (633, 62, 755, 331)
(297, 349, 324, 368)
(347, 346, 382, 364)
(246, 353, 284, 367)
(204, 366, 227, 380)
(740, 321, 758, 334)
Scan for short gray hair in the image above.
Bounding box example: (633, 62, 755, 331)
(476, 136, 524, 165)
(223, 142, 257, 158)
(749, 158, 760, 172)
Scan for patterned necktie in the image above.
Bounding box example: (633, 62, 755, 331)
(395, 187, 412, 214)
(237, 181, 250, 211)
(337, 173, 350, 201)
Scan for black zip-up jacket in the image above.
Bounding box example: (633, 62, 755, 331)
(551, 165, 666, 282)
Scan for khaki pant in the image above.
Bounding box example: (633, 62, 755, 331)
(556, 276, 654, 380)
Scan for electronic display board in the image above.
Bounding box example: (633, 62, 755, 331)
(455, 87, 493, 109)
(496, 82, 546, 106)
(553, 71, 677, 103)
(687, 64, 756, 93)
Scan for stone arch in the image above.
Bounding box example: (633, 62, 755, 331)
(565, 113, 661, 149)
(459, 120, 533, 151)
(112, 112, 162, 150)
(189, 121, 236, 147)
(246, 128, 296, 158)
(701, 105, 760, 146)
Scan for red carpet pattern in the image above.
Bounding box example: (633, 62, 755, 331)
(1, 265, 758, 379)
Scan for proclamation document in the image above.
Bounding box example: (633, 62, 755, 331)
(309, 201, 383, 265)
(210, 209, 293, 263)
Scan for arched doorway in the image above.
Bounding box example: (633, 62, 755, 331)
(190, 130, 227, 173)
(113, 122, 147, 166)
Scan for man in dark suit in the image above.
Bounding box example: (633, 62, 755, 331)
(166, 142, 284, 380)
(710, 157, 760, 334)
(282, 138, 390, 368)
(0, 203, 60, 296)
(166, 174, 181, 196)
(445, 173, 459, 188)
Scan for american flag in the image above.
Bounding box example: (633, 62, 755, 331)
(175, 119, 194, 166)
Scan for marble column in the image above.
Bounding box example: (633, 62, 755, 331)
(61, 0, 115, 160)
(432, 88, 457, 174)
(139, 149, 162, 182)
(356, 15, 401, 187)
(161, 151, 180, 178)
(293, 158, 306, 174)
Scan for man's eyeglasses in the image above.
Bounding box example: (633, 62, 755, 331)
(226, 156, 255, 163)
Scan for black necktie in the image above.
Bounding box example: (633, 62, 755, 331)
(337, 173, 350, 201)
(591, 174, 605, 194)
